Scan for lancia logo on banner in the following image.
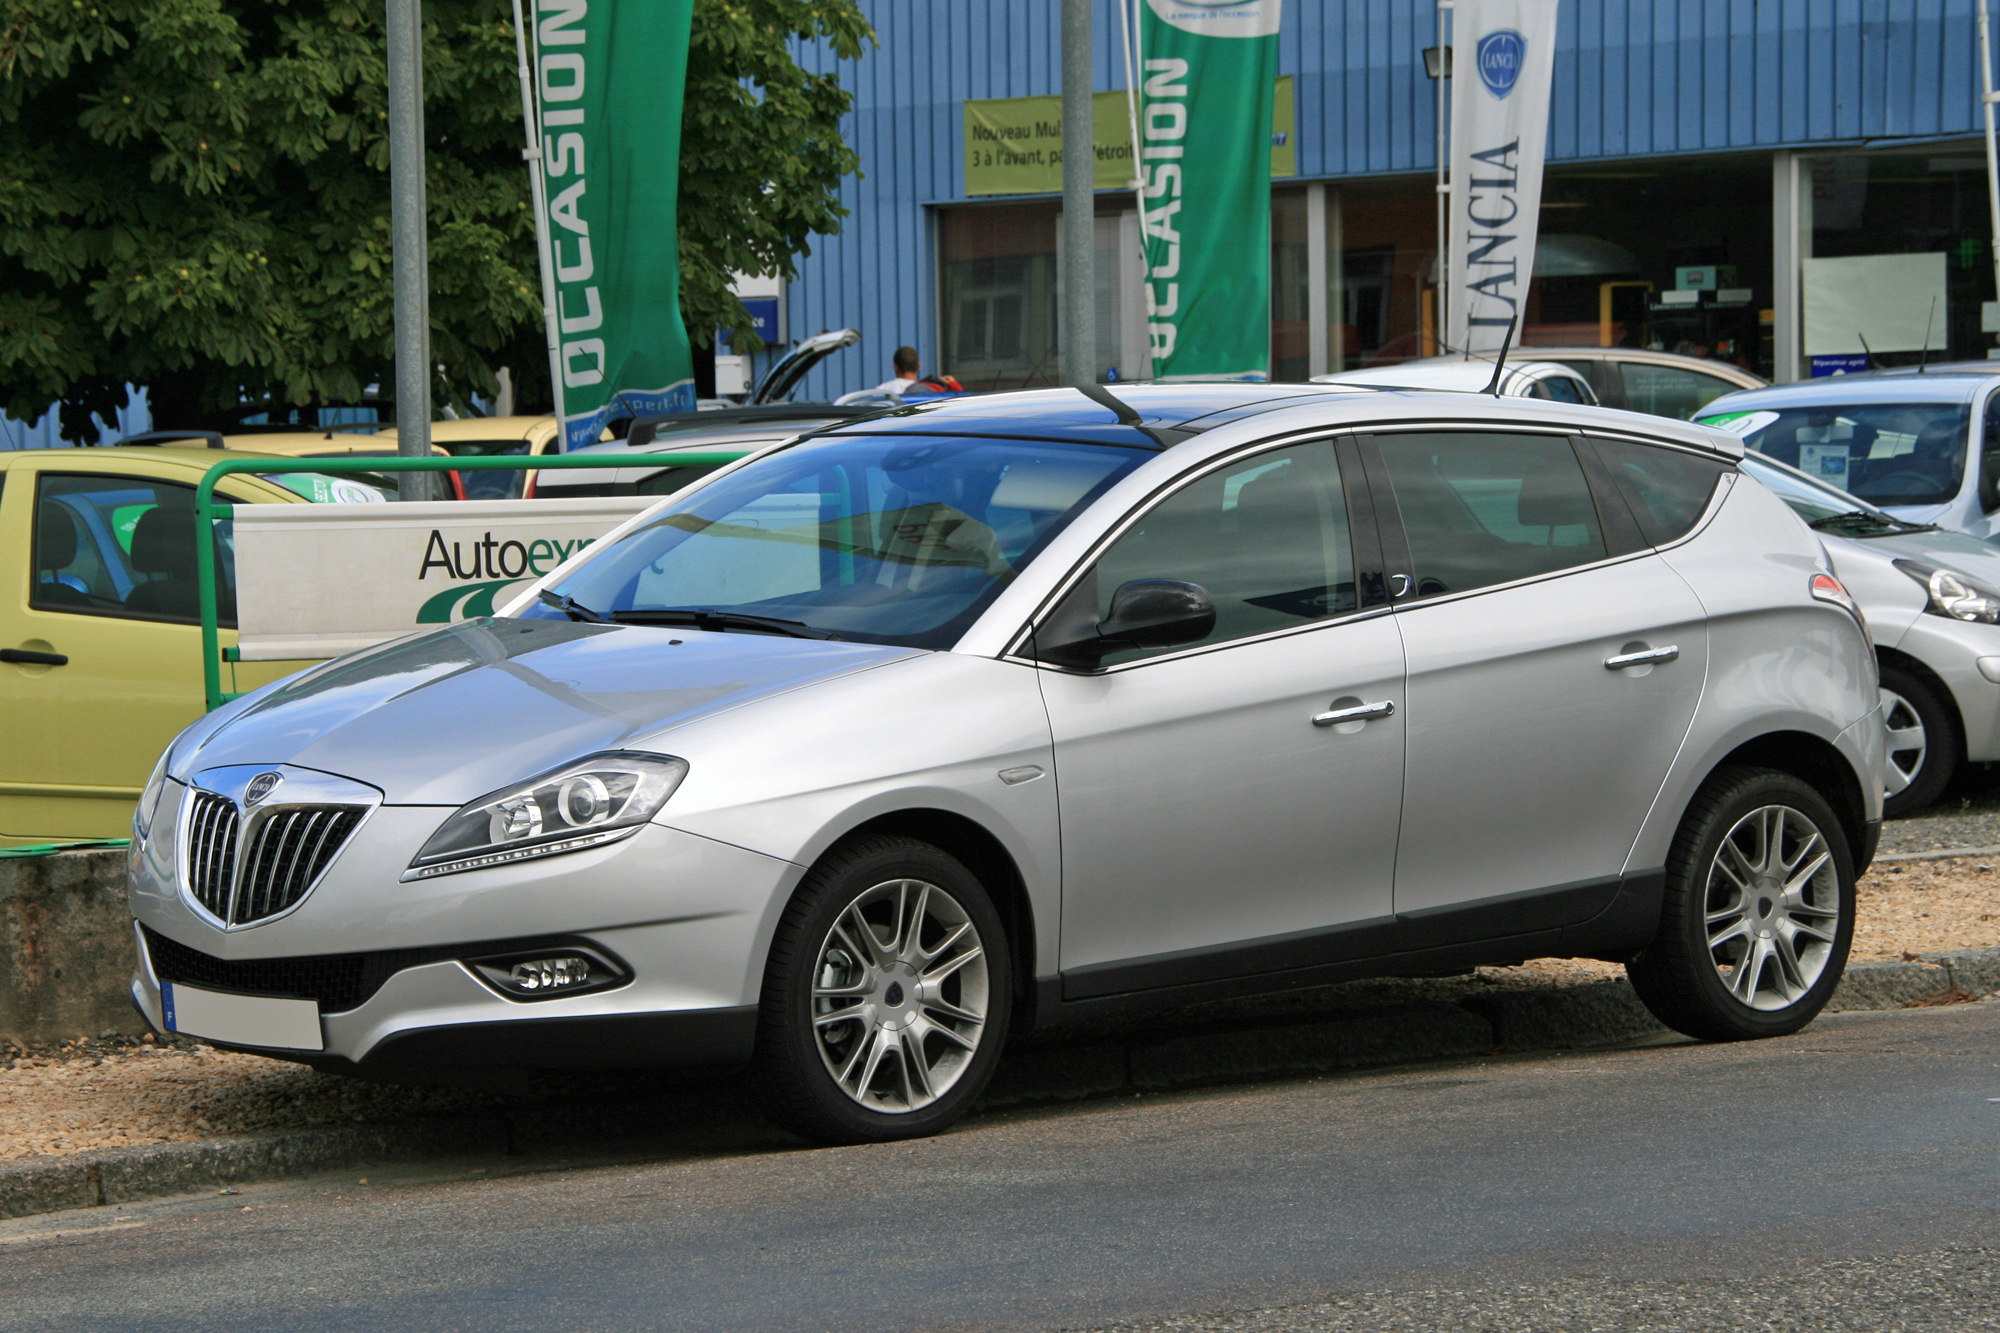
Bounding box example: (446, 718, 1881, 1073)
(1477, 30, 1525, 98)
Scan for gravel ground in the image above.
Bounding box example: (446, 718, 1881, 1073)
(0, 1033, 497, 1162)
(5, 854, 1997, 1165)
(1062, 1247, 2000, 1332)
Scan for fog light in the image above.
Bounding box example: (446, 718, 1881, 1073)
(465, 946, 628, 1001)
(513, 956, 591, 991)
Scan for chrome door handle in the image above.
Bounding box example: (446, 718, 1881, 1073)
(1313, 700, 1396, 727)
(1605, 645, 1679, 669)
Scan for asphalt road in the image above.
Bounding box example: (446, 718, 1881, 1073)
(5, 1004, 1999, 1333)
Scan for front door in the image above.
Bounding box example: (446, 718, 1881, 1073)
(1038, 439, 1407, 998)
(1367, 430, 1708, 940)
(0, 472, 227, 840)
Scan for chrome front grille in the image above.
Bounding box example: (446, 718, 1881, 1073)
(185, 791, 240, 920)
(183, 792, 365, 927)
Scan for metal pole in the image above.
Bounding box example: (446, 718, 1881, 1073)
(1982, 0, 2000, 317)
(1061, 0, 1097, 389)
(386, 0, 435, 498)
(512, 0, 568, 441)
(1436, 0, 1452, 357)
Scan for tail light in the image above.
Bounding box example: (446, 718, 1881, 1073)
(1810, 572, 1871, 644)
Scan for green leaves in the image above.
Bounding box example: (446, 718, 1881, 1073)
(0, 0, 870, 436)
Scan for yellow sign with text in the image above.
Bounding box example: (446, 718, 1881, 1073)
(963, 78, 1294, 197)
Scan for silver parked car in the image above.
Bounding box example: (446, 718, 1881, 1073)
(1741, 449, 2000, 815)
(1696, 372, 2000, 540)
(128, 385, 1882, 1143)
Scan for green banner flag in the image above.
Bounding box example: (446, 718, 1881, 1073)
(532, 0, 697, 450)
(1138, 0, 1281, 381)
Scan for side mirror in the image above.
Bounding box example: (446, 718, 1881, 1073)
(1036, 578, 1216, 669)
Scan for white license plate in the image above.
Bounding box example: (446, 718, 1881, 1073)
(161, 981, 324, 1052)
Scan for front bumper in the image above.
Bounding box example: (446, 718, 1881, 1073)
(128, 805, 802, 1068)
(1893, 615, 2000, 764)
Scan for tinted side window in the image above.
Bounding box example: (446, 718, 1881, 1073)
(1375, 433, 1607, 598)
(1537, 374, 1588, 404)
(33, 474, 236, 624)
(1982, 394, 2000, 513)
(1619, 363, 1739, 420)
(1083, 442, 1355, 665)
(1589, 439, 1729, 545)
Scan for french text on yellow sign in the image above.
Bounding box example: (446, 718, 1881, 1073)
(963, 79, 1294, 197)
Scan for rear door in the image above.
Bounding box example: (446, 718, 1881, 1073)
(1364, 428, 1710, 944)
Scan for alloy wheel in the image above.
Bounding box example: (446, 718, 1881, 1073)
(1880, 686, 1928, 797)
(1702, 804, 1842, 1011)
(810, 878, 989, 1113)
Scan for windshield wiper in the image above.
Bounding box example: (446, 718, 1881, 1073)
(1808, 510, 1938, 538)
(538, 589, 612, 623)
(608, 608, 842, 640)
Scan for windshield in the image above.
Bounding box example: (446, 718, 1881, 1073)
(1699, 402, 1968, 507)
(523, 432, 1148, 648)
(1737, 452, 1914, 533)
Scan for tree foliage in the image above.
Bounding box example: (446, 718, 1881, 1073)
(0, 0, 871, 437)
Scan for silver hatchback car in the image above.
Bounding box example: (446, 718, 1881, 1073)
(128, 385, 1883, 1143)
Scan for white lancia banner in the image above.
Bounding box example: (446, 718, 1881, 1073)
(1446, 0, 1561, 356)
(230, 497, 657, 661)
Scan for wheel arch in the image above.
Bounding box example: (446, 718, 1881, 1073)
(829, 808, 1041, 1035)
(1874, 646, 1966, 757)
(1707, 730, 1871, 871)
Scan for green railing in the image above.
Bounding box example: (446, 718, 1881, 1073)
(194, 452, 747, 711)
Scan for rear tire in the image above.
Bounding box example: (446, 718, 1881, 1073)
(1878, 665, 1957, 819)
(751, 835, 1010, 1145)
(1628, 767, 1855, 1042)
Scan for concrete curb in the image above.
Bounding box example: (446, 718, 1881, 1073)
(5, 946, 1997, 1223)
(1872, 843, 2000, 863)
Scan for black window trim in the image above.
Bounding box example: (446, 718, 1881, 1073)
(1003, 430, 1392, 672)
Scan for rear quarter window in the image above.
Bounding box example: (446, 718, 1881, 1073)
(1587, 438, 1730, 545)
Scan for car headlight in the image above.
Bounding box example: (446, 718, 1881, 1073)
(135, 745, 173, 839)
(405, 752, 689, 880)
(1895, 559, 2000, 624)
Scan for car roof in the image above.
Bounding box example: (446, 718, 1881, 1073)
(1697, 374, 1990, 415)
(806, 382, 1739, 456)
(0, 445, 312, 497)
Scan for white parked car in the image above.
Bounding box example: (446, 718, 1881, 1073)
(1313, 356, 1599, 404)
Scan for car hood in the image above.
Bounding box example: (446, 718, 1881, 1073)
(1852, 525, 2000, 582)
(178, 618, 921, 804)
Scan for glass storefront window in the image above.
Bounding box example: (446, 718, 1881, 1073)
(939, 205, 1059, 391)
(1800, 150, 1998, 373)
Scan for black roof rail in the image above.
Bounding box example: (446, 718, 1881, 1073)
(116, 430, 227, 450)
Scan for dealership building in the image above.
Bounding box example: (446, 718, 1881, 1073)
(747, 1, 2000, 405)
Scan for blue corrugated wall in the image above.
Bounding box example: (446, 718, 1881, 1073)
(785, 0, 1991, 402)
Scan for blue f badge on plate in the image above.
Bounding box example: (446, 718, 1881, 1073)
(1477, 30, 1525, 99)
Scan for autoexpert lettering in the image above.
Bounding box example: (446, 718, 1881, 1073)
(419, 531, 595, 581)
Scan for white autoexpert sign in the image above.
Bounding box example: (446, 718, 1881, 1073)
(1446, 0, 1561, 357)
(230, 497, 657, 661)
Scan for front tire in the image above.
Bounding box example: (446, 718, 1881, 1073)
(751, 835, 1011, 1144)
(1878, 666, 1958, 818)
(1627, 767, 1855, 1042)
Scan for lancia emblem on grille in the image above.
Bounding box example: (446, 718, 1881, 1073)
(243, 772, 284, 806)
